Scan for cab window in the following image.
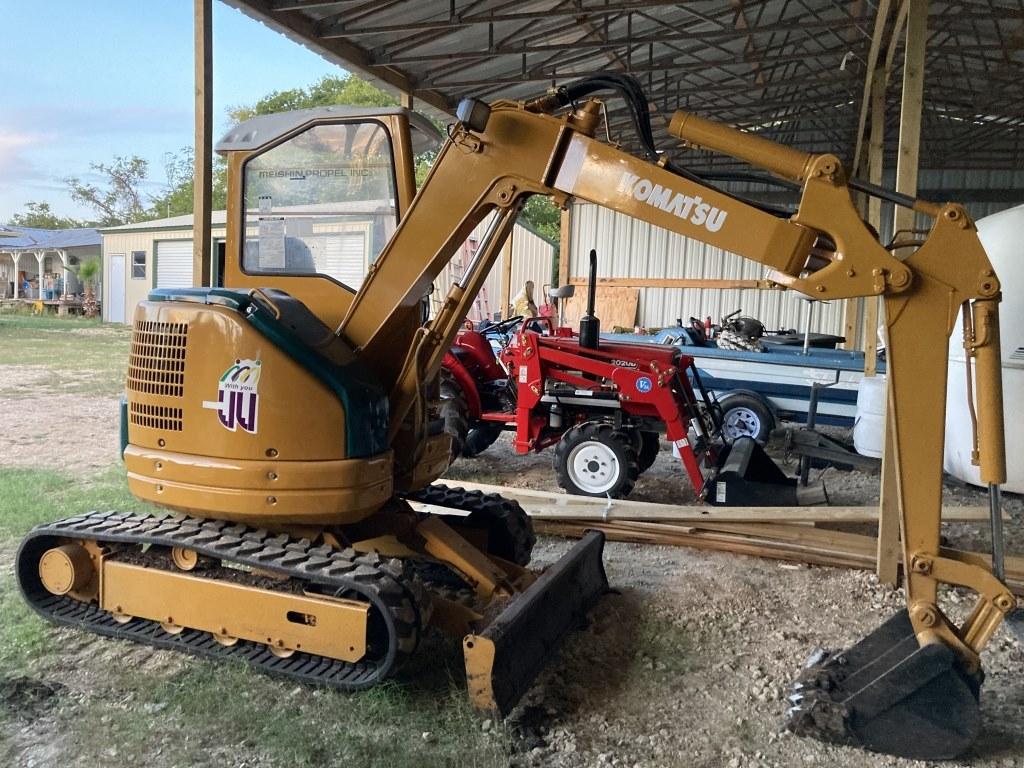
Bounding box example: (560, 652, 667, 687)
(241, 121, 398, 290)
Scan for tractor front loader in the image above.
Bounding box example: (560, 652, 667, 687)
(18, 75, 1016, 757)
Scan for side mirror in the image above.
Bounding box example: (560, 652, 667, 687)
(549, 284, 575, 299)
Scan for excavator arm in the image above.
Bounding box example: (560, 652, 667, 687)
(340, 83, 1009, 758)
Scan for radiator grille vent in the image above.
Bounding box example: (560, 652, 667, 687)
(129, 402, 183, 431)
(128, 320, 188, 397)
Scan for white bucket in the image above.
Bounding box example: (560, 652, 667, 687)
(854, 374, 887, 458)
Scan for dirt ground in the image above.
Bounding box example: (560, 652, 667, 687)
(3, 323, 1024, 768)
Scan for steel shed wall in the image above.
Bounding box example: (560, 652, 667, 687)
(569, 202, 844, 334)
(432, 216, 555, 321)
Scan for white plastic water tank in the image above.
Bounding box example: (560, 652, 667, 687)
(944, 203, 1024, 493)
(854, 374, 887, 458)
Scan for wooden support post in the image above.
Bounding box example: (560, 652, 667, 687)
(499, 235, 513, 321)
(558, 206, 571, 287)
(192, 0, 213, 288)
(862, 66, 887, 378)
(557, 206, 572, 325)
(877, 0, 927, 586)
(400, 91, 414, 110)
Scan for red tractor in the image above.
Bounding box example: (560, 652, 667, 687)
(441, 252, 820, 506)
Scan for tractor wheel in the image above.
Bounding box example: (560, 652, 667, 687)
(439, 368, 469, 464)
(719, 393, 774, 445)
(463, 422, 504, 458)
(637, 430, 661, 473)
(625, 428, 661, 473)
(555, 422, 640, 498)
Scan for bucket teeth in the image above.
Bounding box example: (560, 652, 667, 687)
(784, 610, 983, 760)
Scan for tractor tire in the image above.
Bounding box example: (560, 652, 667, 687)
(463, 422, 504, 458)
(408, 484, 535, 566)
(625, 428, 661, 474)
(637, 430, 661, 473)
(719, 393, 774, 445)
(555, 421, 640, 498)
(439, 368, 469, 464)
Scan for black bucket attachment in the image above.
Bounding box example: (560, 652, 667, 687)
(786, 610, 983, 760)
(463, 530, 608, 716)
(709, 436, 827, 506)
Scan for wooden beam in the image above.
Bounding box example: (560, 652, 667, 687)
(862, 66, 887, 378)
(499, 234, 513, 322)
(193, 0, 213, 288)
(558, 207, 571, 288)
(877, 0, 928, 586)
(414, 481, 995, 523)
(893, 0, 927, 238)
(568, 277, 779, 290)
(851, 0, 893, 173)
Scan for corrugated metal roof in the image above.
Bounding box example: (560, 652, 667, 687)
(0, 226, 101, 250)
(100, 212, 229, 233)
(225, 1, 1024, 174)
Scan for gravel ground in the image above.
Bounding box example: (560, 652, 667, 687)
(3, 344, 1023, 767)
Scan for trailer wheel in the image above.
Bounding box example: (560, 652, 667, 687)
(719, 394, 774, 445)
(555, 422, 640, 498)
(439, 368, 469, 463)
(463, 423, 503, 458)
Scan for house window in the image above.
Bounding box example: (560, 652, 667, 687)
(131, 251, 146, 279)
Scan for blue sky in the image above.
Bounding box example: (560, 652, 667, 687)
(0, 1, 346, 222)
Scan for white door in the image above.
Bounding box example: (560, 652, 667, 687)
(156, 240, 194, 288)
(108, 255, 126, 323)
(321, 231, 368, 289)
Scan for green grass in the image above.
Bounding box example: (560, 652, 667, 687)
(0, 466, 511, 767)
(0, 314, 130, 397)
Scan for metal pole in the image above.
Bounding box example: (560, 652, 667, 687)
(802, 300, 814, 355)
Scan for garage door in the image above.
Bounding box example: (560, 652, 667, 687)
(156, 240, 194, 288)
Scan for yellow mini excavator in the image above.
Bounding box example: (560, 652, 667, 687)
(18, 74, 1015, 758)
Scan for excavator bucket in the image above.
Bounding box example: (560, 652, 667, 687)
(709, 436, 828, 506)
(463, 530, 608, 715)
(785, 610, 982, 759)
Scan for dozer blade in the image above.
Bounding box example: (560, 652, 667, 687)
(786, 610, 983, 760)
(709, 436, 827, 506)
(463, 530, 608, 716)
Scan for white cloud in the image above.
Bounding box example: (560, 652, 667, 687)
(0, 131, 44, 180)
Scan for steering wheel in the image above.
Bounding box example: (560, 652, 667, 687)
(480, 315, 524, 335)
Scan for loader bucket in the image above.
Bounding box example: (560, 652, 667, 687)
(785, 610, 983, 759)
(463, 530, 608, 715)
(709, 436, 828, 506)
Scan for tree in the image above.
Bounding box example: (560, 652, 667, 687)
(65, 156, 150, 226)
(227, 74, 398, 123)
(149, 147, 228, 219)
(7, 201, 85, 229)
(226, 73, 561, 239)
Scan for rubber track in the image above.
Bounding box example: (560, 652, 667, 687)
(17, 510, 422, 691)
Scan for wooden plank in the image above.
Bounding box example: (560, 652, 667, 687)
(876, 0, 927, 584)
(499, 236, 513, 321)
(535, 519, 1024, 596)
(414, 481, 995, 523)
(893, 0, 927, 238)
(851, 0, 893, 174)
(568, 277, 776, 290)
(877, 394, 902, 584)
(192, 0, 213, 288)
(561, 286, 639, 330)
